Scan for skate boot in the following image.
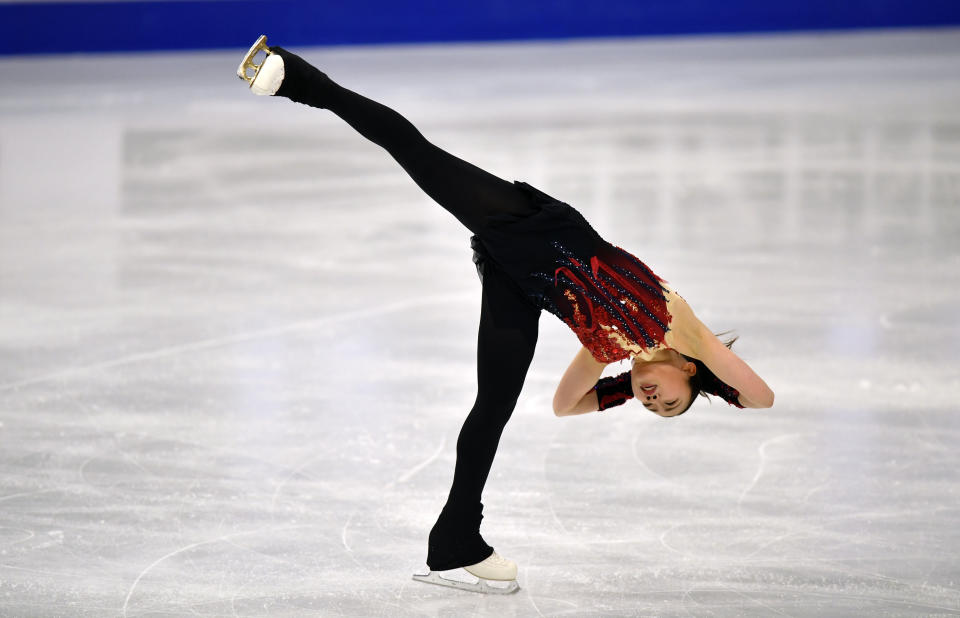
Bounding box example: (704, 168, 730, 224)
(236, 35, 336, 107)
(236, 35, 284, 95)
(413, 551, 520, 595)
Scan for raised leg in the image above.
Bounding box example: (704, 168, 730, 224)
(267, 45, 536, 234)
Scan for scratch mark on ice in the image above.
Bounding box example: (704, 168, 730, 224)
(738, 433, 803, 510)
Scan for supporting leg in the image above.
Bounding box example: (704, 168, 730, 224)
(425, 261, 540, 573)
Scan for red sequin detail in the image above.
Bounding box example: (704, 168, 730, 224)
(551, 243, 672, 364)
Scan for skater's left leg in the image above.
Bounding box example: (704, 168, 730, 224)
(427, 263, 540, 572)
(243, 40, 536, 234)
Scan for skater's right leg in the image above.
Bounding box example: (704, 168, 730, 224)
(244, 39, 536, 234)
(426, 260, 539, 574)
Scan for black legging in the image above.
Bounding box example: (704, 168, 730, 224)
(271, 47, 541, 570)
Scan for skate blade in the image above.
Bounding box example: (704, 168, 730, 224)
(237, 34, 271, 83)
(412, 570, 519, 595)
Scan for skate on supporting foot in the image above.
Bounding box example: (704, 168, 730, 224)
(412, 551, 519, 595)
(236, 34, 284, 95)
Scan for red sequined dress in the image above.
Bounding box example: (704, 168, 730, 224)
(471, 181, 674, 363)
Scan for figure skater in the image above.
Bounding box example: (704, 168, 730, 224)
(236, 36, 774, 595)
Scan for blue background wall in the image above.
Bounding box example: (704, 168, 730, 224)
(2, 0, 959, 55)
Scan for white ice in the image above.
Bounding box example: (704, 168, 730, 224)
(1, 29, 959, 617)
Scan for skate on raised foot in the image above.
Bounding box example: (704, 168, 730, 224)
(412, 551, 519, 595)
(236, 34, 284, 95)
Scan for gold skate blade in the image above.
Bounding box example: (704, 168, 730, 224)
(236, 34, 271, 83)
(412, 570, 520, 595)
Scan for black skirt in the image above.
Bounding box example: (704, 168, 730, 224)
(470, 180, 604, 311)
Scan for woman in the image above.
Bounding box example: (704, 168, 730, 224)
(237, 36, 774, 595)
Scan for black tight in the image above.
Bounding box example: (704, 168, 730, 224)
(273, 47, 535, 233)
(270, 48, 541, 570)
(427, 261, 540, 570)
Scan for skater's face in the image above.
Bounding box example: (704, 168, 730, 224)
(631, 355, 697, 417)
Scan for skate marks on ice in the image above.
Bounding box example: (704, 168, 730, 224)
(736, 433, 806, 510)
(121, 524, 308, 618)
(383, 434, 447, 490)
(529, 403, 960, 613)
(0, 291, 475, 393)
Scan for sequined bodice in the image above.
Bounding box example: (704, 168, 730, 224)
(538, 241, 674, 364)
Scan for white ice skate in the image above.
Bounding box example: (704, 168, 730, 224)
(236, 34, 284, 95)
(412, 551, 519, 594)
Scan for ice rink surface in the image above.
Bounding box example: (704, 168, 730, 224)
(1, 28, 959, 617)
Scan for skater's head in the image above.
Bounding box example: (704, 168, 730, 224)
(630, 350, 697, 417)
(631, 334, 738, 417)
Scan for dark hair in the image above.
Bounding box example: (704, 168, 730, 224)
(673, 332, 738, 416)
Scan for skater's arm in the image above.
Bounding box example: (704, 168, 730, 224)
(553, 346, 605, 416)
(690, 326, 775, 409)
(669, 293, 774, 409)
